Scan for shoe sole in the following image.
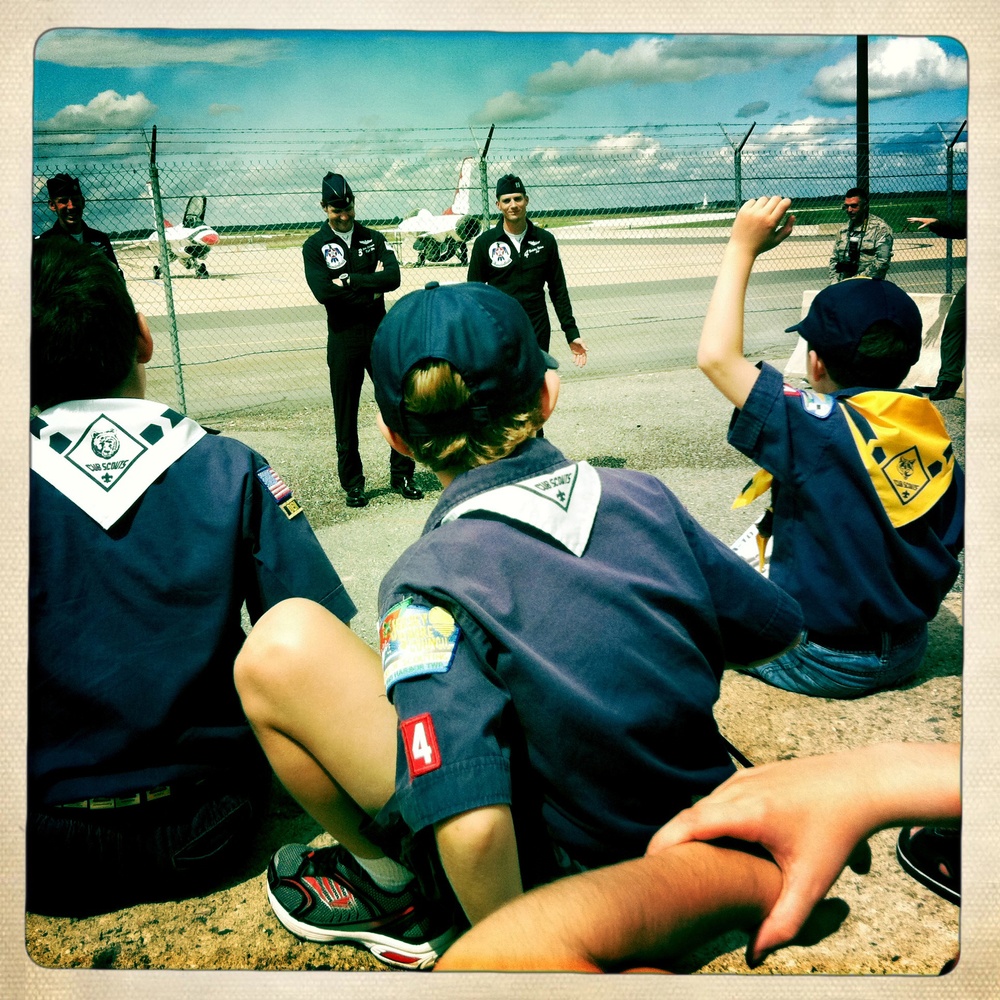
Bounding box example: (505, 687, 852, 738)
(266, 883, 457, 970)
(896, 831, 960, 905)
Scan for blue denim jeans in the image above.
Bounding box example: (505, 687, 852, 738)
(739, 624, 928, 699)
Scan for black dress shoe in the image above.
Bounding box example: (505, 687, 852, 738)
(345, 486, 368, 508)
(928, 380, 961, 401)
(391, 477, 424, 500)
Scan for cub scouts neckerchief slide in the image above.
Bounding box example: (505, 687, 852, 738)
(732, 390, 955, 530)
(31, 398, 206, 530)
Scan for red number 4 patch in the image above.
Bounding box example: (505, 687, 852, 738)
(401, 713, 441, 778)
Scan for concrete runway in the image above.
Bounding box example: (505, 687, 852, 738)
(118, 229, 965, 419)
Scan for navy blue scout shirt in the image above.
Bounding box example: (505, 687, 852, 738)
(467, 219, 579, 349)
(377, 438, 802, 869)
(30, 426, 356, 807)
(302, 221, 400, 347)
(729, 362, 963, 638)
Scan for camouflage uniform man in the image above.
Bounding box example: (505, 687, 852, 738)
(828, 188, 893, 284)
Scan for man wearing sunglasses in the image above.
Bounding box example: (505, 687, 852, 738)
(828, 188, 893, 284)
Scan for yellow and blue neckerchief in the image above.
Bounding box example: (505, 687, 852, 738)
(734, 390, 955, 530)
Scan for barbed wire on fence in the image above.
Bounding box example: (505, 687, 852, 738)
(33, 122, 966, 419)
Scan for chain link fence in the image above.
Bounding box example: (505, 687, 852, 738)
(33, 122, 967, 420)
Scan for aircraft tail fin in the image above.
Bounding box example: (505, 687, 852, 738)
(146, 182, 174, 228)
(443, 157, 475, 217)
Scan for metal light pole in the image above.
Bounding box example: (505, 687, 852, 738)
(857, 36, 870, 194)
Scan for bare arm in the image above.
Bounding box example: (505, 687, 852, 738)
(648, 742, 960, 963)
(436, 841, 781, 972)
(697, 196, 795, 409)
(434, 804, 523, 925)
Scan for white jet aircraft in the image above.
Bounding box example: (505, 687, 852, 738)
(143, 185, 220, 278)
(394, 157, 482, 266)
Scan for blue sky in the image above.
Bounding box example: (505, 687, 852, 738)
(31, 30, 969, 233)
(34, 30, 968, 142)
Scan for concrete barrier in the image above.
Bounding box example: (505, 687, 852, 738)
(783, 289, 962, 394)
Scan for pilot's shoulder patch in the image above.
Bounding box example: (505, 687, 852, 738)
(380, 598, 460, 694)
(256, 465, 303, 519)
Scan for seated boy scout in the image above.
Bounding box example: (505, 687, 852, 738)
(29, 239, 356, 916)
(698, 196, 963, 699)
(234, 280, 803, 969)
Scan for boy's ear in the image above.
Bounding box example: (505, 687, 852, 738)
(539, 369, 560, 423)
(806, 349, 827, 383)
(377, 411, 414, 457)
(135, 312, 154, 364)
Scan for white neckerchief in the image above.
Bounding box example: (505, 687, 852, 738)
(441, 460, 601, 557)
(31, 398, 207, 529)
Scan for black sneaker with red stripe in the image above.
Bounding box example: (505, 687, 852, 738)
(266, 842, 458, 969)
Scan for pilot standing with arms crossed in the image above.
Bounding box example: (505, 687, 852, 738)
(303, 172, 422, 508)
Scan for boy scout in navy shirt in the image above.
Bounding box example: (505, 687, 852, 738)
(236, 281, 802, 968)
(697, 196, 963, 698)
(29, 240, 357, 916)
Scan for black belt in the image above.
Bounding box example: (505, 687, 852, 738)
(48, 780, 207, 811)
(806, 623, 923, 654)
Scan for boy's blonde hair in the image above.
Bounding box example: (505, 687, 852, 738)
(402, 361, 544, 472)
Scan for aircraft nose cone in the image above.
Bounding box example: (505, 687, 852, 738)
(200, 232, 220, 246)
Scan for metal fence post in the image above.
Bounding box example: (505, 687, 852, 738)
(944, 120, 967, 294)
(721, 123, 755, 209)
(146, 127, 187, 414)
(479, 124, 495, 235)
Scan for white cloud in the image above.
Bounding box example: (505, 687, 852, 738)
(528, 36, 832, 94)
(35, 29, 290, 69)
(208, 104, 243, 116)
(760, 115, 852, 152)
(592, 131, 662, 158)
(470, 90, 554, 125)
(809, 37, 967, 105)
(35, 90, 157, 139)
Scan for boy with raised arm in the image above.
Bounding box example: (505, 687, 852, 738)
(697, 196, 963, 698)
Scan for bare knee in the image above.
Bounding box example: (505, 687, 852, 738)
(234, 598, 337, 711)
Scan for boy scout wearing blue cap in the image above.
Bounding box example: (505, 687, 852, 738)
(698, 196, 964, 698)
(235, 280, 802, 967)
(302, 171, 422, 507)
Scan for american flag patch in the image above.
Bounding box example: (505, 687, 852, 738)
(257, 465, 293, 504)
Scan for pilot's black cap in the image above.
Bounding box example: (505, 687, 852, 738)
(47, 173, 83, 201)
(496, 174, 525, 198)
(322, 172, 354, 208)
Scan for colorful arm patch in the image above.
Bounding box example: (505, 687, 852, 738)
(380, 598, 461, 694)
